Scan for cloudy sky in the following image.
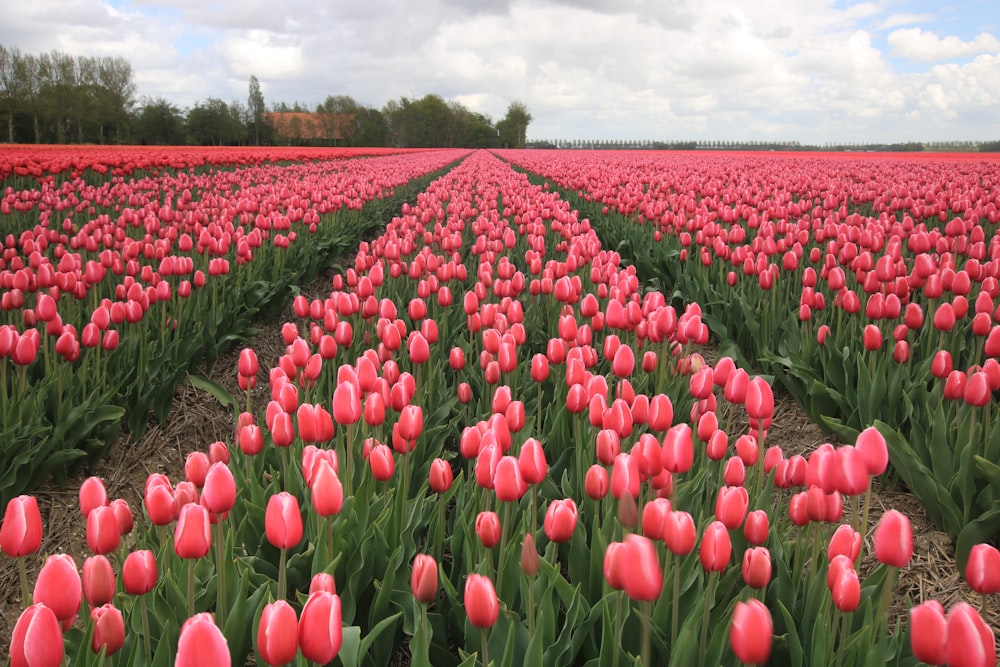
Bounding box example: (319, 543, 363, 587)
(2, 0, 998, 144)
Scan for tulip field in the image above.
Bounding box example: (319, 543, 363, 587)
(2, 146, 999, 666)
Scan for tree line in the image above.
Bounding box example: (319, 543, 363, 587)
(0, 43, 533, 148)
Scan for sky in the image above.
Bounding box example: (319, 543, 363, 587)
(1, 0, 998, 144)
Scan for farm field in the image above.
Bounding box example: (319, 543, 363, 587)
(1, 146, 998, 666)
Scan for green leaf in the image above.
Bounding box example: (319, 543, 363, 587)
(187, 373, 240, 413)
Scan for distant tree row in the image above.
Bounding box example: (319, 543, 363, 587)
(0, 44, 136, 144)
(0, 42, 534, 149)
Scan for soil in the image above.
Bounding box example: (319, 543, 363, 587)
(1, 271, 996, 661)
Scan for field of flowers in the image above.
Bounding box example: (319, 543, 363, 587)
(2, 147, 998, 666)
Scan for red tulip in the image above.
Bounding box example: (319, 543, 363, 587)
(258, 600, 299, 666)
(664, 510, 697, 556)
(933, 302, 956, 331)
(743, 509, 769, 545)
(464, 574, 499, 628)
(86, 505, 121, 555)
(174, 503, 211, 560)
(862, 324, 882, 351)
(369, 443, 396, 481)
(449, 346, 465, 370)
(518, 438, 548, 485)
(90, 603, 125, 656)
(741, 547, 772, 589)
(831, 566, 860, 612)
(238, 347, 258, 378)
(521, 533, 540, 576)
(266, 492, 303, 550)
(544, 498, 578, 543)
(476, 511, 501, 548)
(82, 555, 116, 609)
(297, 590, 343, 663)
(611, 453, 640, 499)
(931, 349, 953, 378)
(827, 524, 862, 562)
(854, 426, 888, 476)
(79, 476, 108, 518)
(661, 424, 693, 474)
(965, 543, 1000, 594)
(10, 603, 64, 667)
(641, 497, 671, 540)
(176, 612, 230, 666)
(200, 462, 236, 515)
(122, 550, 157, 595)
(585, 464, 609, 500)
(398, 404, 423, 441)
(946, 602, 996, 667)
(1, 495, 42, 557)
(699, 520, 732, 572)
(619, 534, 662, 601)
(729, 598, 772, 664)
(723, 456, 746, 487)
(411, 553, 438, 604)
(311, 460, 344, 517)
(909, 600, 947, 666)
(428, 458, 453, 493)
(715, 485, 749, 530)
(873, 509, 912, 568)
(745, 377, 774, 424)
(332, 381, 361, 425)
(309, 572, 337, 596)
(33, 553, 81, 626)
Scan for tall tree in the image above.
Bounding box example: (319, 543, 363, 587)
(132, 96, 185, 145)
(186, 98, 243, 145)
(0, 45, 16, 142)
(248, 75, 264, 145)
(97, 56, 136, 143)
(317, 94, 361, 145)
(498, 100, 533, 149)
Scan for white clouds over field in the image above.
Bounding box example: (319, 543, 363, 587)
(1, 0, 997, 143)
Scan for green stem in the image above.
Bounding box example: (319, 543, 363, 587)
(671, 552, 680, 650)
(140, 595, 152, 667)
(641, 600, 651, 667)
(698, 572, 717, 667)
(613, 591, 623, 667)
(278, 548, 288, 601)
(187, 558, 195, 618)
(214, 519, 227, 628)
(496, 502, 512, 600)
(482, 626, 490, 667)
(17, 557, 30, 608)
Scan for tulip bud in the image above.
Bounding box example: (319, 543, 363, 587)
(909, 600, 947, 666)
(965, 543, 1000, 595)
(743, 509, 769, 545)
(174, 503, 211, 559)
(82, 554, 116, 609)
(177, 613, 230, 666)
(544, 499, 578, 543)
(946, 602, 996, 667)
(741, 547, 772, 589)
(86, 505, 121, 555)
(79, 476, 108, 518)
(411, 554, 438, 605)
(475, 511, 501, 549)
(10, 604, 64, 667)
(699, 520, 732, 572)
(729, 599, 773, 665)
(464, 574, 499, 628)
(90, 603, 125, 656)
(1, 495, 43, 557)
(521, 533, 540, 577)
(258, 600, 299, 666)
(33, 553, 82, 626)
(265, 492, 303, 550)
(831, 567, 860, 612)
(873, 509, 912, 568)
(122, 550, 157, 595)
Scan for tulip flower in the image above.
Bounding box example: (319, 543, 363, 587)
(1, 495, 42, 558)
(965, 543, 1000, 595)
(369, 444, 396, 481)
(90, 603, 125, 656)
(10, 603, 64, 667)
(493, 455, 527, 502)
(699, 521, 732, 572)
(476, 511, 501, 549)
(200, 462, 236, 515)
(827, 524, 862, 563)
(909, 600, 947, 666)
(174, 503, 211, 559)
(33, 553, 81, 626)
(729, 598, 773, 665)
(79, 476, 108, 518)
(176, 613, 230, 667)
(873, 509, 912, 567)
(741, 547, 772, 589)
(544, 498, 578, 543)
(831, 567, 861, 612)
(715, 485, 749, 530)
(297, 590, 344, 664)
(82, 555, 116, 609)
(946, 602, 996, 667)
(585, 464, 610, 500)
(464, 573, 499, 628)
(411, 553, 438, 604)
(743, 509, 769, 545)
(122, 549, 157, 595)
(258, 600, 299, 666)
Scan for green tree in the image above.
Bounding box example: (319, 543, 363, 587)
(132, 96, 185, 145)
(248, 75, 265, 145)
(317, 94, 362, 145)
(96, 56, 136, 143)
(186, 98, 243, 145)
(498, 100, 533, 148)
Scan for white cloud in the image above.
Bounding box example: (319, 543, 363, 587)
(0, 0, 998, 142)
(888, 27, 1000, 62)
